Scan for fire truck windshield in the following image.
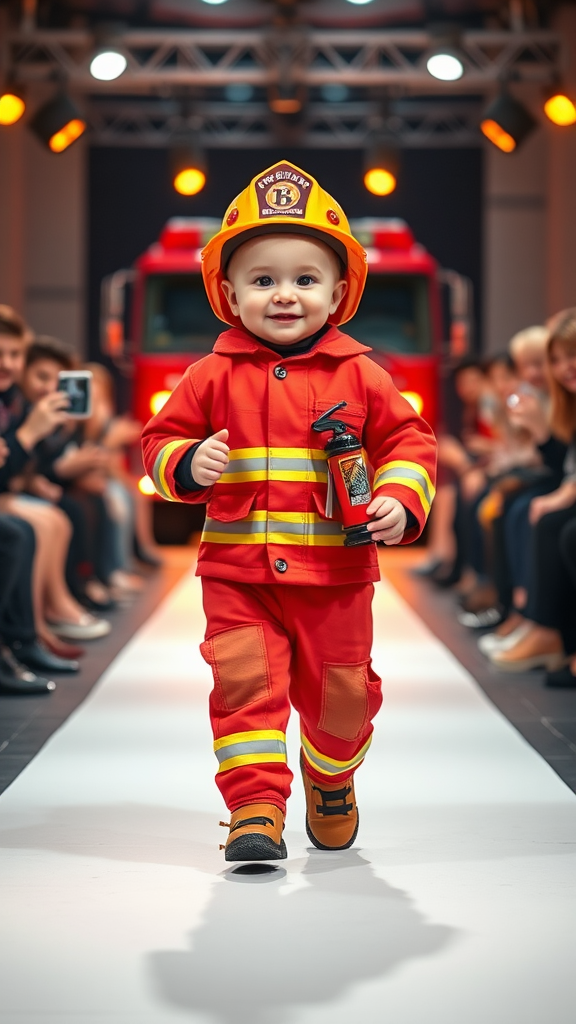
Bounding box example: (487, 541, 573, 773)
(143, 274, 223, 353)
(346, 274, 432, 354)
(143, 271, 432, 355)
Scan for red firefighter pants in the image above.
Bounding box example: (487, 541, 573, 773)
(200, 577, 383, 813)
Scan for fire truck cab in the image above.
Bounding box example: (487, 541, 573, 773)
(102, 217, 472, 497)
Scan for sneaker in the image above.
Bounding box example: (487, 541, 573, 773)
(219, 803, 287, 861)
(49, 614, 111, 641)
(457, 607, 503, 629)
(478, 622, 530, 656)
(490, 628, 564, 672)
(301, 754, 359, 851)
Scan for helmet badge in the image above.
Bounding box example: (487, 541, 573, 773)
(255, 161, 312, 220)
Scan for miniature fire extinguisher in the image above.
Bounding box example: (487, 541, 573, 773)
(312, 400, 374, 547)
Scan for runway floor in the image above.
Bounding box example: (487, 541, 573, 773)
(1, 561, 576, 1024)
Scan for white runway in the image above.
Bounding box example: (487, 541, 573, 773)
(1, 565, 576, 1024)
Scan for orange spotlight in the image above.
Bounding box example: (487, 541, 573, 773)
(400, 390, 424, 415)
(480, 118, 516, 152)
(364, 167, 397, 196)
(29, 93, 86, 153)
(544, 93, 576, 126)
(49, 118, 86, 153)
(149, 390, 172, 415)
(0, 91, 25, 126)
(138, 475, 156, 496)
(173, 167, 206, 196)
(364, 141, 400, 196)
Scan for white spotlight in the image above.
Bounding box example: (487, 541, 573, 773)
(90, 50, 128, 82)
(426, 52, 464, 82)
(200, 0, 229, 5)
(346, 0, 375, 4)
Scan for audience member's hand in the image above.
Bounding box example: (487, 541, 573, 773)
(191, 429, 229, 487)
(0, 436, 8, 469)
(460, 466, 486, 501)
(16, 391, 71, 451)
(529, 483, 576, 525)
(366, 495, 407, 545)
(507, 392, 550, 445)
(29, 474, 63, 503)
(54, 443, 109, 479)
(104, 416, 143, 450)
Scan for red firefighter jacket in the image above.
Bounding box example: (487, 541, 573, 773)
(141, 325, 437, 586)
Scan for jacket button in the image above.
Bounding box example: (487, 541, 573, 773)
(274, 365, 287, 380)
(274, 558, 288, 573)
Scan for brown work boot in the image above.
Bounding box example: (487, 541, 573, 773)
(301, 754, 359, 851)
(220, 802, 287, 861)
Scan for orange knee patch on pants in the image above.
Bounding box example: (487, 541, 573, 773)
(200, 623, 271, 711)
(319, 662, 370, 741)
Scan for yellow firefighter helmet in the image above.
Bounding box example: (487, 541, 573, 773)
(201, 159, 368, 328)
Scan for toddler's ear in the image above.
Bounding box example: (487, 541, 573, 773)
(329, 278, 348, 315)
(220, 279, 239, 316)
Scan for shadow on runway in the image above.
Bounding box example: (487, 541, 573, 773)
(146, 849, 455, 1024)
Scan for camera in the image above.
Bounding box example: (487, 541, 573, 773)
(57, 370, 93, 419)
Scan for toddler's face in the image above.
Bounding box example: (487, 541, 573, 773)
(221, 234, 347, 345)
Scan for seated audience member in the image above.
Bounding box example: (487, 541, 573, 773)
(476, 326, 558, 645)
(0, 434, 61, 694)
(416, 359, 500, 583)
(19, 337, 122, 609)
(486, 309, 576, 682)
(0, 309, 110, 648)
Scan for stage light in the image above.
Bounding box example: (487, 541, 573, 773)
(90, 50, 127, 82)
(346, 0, 375, 5)
(171, 141, 207, 196)
(480, 92, 536, 153)
(200, 0, 229, 4)
(150, 390, 172, 415)
(544, 92, 576, 126)
(400, 391, 424, 415)
(426, 51, 464, 81)
(268, 83, 305, 115)
(29, 93, 86, 152)
(0, 89, 25, 125)
(138, 475, 156, 496)
(364, 142, 399, 196)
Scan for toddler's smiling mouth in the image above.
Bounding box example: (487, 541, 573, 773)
(268, 313, 302, 322)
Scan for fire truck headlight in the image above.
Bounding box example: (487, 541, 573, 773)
(400, 391, 424, 416)
(138, 475, 156, 496)
(150, 390, 172, 415)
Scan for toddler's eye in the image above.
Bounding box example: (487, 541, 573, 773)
(255, 276, 274, 287)
(297, 275, 315, 287)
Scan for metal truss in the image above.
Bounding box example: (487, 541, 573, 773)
(87, 98, 483, 148)
(6, 27, 561, 94)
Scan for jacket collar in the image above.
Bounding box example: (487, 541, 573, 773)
(212, 324, 371, 359)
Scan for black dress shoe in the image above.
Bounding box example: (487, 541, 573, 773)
(0, 648, 55, 695)
(9, 639, 79, 674)
(545, 665, 576, 688)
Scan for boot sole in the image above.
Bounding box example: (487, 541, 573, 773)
(225, 833, 287, 862)
(305, 812, 359, 851)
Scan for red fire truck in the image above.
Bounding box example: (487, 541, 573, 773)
(101, 217, 472, 499)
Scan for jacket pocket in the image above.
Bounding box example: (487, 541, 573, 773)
(206, 491, 257, 522)
(311, 489, 341, 523)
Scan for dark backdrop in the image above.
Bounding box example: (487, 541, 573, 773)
(87, 146, 483, 394)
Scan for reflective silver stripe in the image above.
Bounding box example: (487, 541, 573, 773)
(215, 738, 287, 764)
(302, 739, 371, 776)
(220, 457, 327, 476)
(375, 466, 434, 505)
(221, 458, 268, 476)
(270, 457, 327, 474)
(152, 449, 172, 501)
(267, 519, 342, 537)
(203, 518, 266, 535)
(203, 516, 342, 537)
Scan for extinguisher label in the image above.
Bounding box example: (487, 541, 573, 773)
(338, 454, 371, 507)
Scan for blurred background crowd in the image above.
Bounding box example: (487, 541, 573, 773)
(0, 304, 160, 696)
(418, 306, 576, 689)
